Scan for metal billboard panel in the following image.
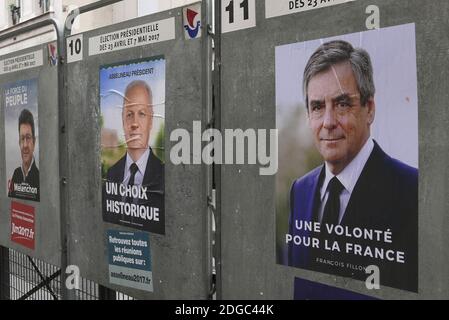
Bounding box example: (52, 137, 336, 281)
(0, 43, 61, 266)
(219, 0, 449, 299)
(65, 4, 210, 299)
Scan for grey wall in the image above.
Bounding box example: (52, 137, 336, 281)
(0, 43, 61, 267)
(1, 0, 448, 301)
(65, 4, 211, 299)
(219, 0, 449, 299)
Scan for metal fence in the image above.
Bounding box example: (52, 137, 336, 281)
(0, 245, 134, 300)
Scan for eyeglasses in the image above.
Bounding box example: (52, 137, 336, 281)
(19, 134, 34, 144)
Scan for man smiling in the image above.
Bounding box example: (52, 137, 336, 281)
(103, 80, 164, 234)
(287, 40, 418, 292)
(106, 80, 164, 192)
(8, 108, 40, 201)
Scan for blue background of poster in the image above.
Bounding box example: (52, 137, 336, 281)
(4, 78, 39, 197)
(99, 57, 165, 151)
(294, 277, 377, 300)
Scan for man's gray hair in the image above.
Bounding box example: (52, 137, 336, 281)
(123, 80, 153, 107)
(303, 40, 375, 109)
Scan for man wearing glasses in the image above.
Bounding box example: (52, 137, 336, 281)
(287, 40, 418, 291)
(8, 108, 40, 201)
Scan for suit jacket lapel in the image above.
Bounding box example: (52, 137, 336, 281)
(298, 166, 324, 266)
(340, 141, 385, 226)
(143, 148, 163, 193)
(307, 166, 325, 223)
(116, 156, 127, 183)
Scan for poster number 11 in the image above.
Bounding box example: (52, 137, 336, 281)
(225, 0, 249, 24)
(222, 0, 256, 33)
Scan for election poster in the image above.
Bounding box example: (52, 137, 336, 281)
(107, 230, 153, 292)
(100, 57, 165, 235)
(4, 78, 40, 202)
(276, 23, 419, 292)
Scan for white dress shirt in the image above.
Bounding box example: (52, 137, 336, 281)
(318, 138, 374, 224)
(21, 157, 35, 180)
(122, 149, 150, 186)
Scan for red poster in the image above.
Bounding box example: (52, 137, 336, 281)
(10, 201, 35, 250)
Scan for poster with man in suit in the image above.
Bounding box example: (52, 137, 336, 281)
(100, 57, 165, 235)
(4, 78, 40, 202)
(276, 24, 418, 292)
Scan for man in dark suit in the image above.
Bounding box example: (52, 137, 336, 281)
(287, 40, 418, 292)
(8, 109, 40, 202)
(103, 80, 164, 234)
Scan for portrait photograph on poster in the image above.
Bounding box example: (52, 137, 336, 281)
(276, 23, 419, 292)
(100, 56, 165, 235)
(4, 78, 40, 202)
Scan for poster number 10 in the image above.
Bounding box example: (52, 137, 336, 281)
(222, 0, 255, 33)
(66, 34, 83, 64)
(225, 0, 249, 24)
(68, 38, 82, 56)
